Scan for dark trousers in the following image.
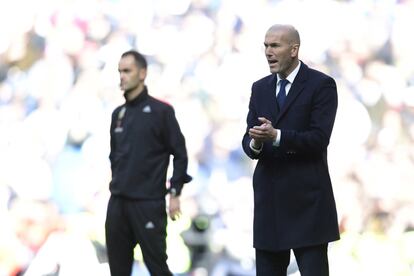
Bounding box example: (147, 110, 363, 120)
(255, 244, 329, 276)
(105, 195, 172, 276)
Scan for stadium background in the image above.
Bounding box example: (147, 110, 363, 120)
(0, 0, 413, 275)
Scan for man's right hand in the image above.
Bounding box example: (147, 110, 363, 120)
(248, 117, 277, 143)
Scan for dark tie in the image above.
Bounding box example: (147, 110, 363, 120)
(277, 79, 289, 108)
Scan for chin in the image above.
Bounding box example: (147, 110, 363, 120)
(269, 68, 278, 74)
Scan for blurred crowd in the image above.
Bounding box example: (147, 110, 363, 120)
(0, 0, 414, 275)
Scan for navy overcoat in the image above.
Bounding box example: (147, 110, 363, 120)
(242, 62, 340, 252)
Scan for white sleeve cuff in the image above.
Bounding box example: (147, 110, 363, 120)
(272, 129, 281, 147)
(249, 139, 263, 154)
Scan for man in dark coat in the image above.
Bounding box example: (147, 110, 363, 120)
(242, 24, 340, 276)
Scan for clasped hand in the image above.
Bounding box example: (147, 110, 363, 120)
(248, 117, 277, 143)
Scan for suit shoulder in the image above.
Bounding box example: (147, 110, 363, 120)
(253, 74, 274, 85)
(252, 74, 274, 91)
(307, 67, 335, 82)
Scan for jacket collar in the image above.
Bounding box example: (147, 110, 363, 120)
(125, 86, 149, 106)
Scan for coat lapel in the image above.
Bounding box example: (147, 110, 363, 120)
(265, 74, 279, 121)
(274, 63, 308, 124)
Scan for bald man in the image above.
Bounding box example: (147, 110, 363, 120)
(242, 24, 340, 276)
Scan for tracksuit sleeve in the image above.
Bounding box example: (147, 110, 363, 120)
(164, 107, 192, 196)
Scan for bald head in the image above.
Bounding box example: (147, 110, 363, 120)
(263, 24, 301, 77)
(267, 24, 300, 46)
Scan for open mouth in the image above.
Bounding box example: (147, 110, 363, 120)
(268, 60, 278, 66)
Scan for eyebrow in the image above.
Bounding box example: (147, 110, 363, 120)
(118, 68, 132, 73)
(264, 42, 280, 47)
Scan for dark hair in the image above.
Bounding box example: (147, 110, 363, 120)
(121, 50, 147, 69)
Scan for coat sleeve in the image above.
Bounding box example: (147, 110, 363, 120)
(280, 76, 338, 154)
(163, 106, 192, 195)
(242, 82, 263, 160)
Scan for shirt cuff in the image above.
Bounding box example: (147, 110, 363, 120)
(272, 129, 281, 147)
(249, 139, 263, 154)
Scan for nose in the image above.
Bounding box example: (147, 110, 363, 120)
(264, 46, 272, 56)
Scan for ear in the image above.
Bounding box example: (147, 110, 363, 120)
(139, 68, 147, 81)
(291, 44, 299, 58)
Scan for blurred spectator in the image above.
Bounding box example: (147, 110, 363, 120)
(1, 0, 414, 275)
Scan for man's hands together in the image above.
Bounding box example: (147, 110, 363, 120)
(248, 117, 277, 148)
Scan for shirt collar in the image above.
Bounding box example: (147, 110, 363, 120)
(277, 61, 301, 84)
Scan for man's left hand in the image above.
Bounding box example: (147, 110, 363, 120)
(248, 117, 277, 142)
(168, 196, 181, 221)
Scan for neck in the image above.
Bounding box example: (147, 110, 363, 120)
(280, 59, 299, 79)
(125, 84, 145, 102)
